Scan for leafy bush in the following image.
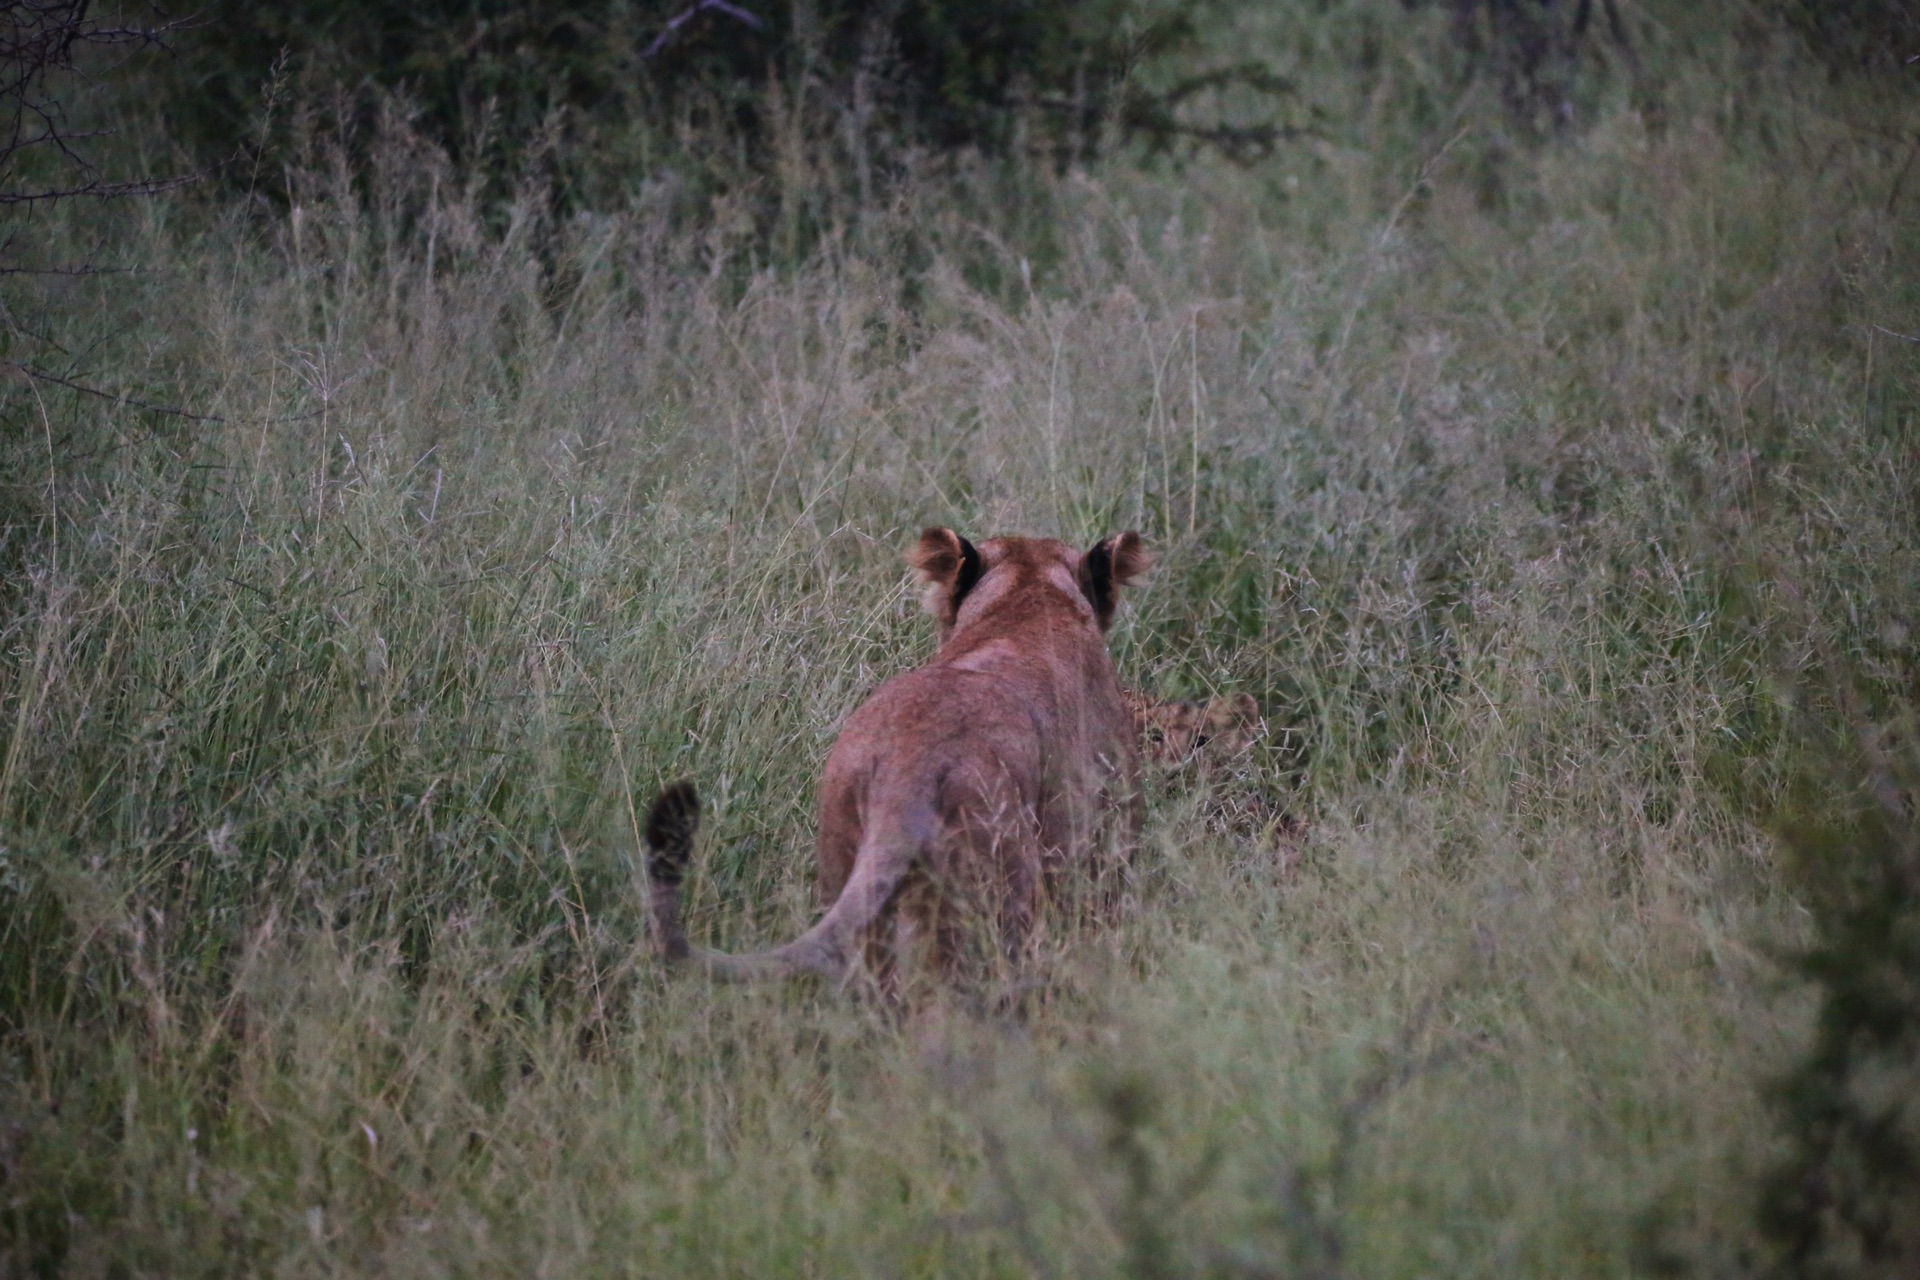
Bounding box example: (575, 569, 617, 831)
(1772, 0, 1920, 74)
(1760, 708, 1920, 1278)
(165, 0, 1302, 205)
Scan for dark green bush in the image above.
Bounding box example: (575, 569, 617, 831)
(1772, 0, 1920, 74)
(164, 0, 1300, 205)
(1760, 710, 1920, 1278)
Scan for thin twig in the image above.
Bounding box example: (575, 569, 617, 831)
(977, 1125, 1061, 1280)
(0, 171, 202, 206)
(1253, 998, 1478, 1280)
(0, 262, 140, 276)
(5, 361, 324, 426)
(640, 0, 765, 60)
(6, 360, 226, 421)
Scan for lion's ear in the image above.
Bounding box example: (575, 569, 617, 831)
(909, 527, 983, 625)
(1078, 531, 1151, 630)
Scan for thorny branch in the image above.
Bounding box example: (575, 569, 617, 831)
(5, 360, 324, 429)
(6, 359, 228, 421)
(0, 1, 197, 213)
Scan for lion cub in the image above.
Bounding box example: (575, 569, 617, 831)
(1125, 686, 1307, 865)
(1123, 688, 1262, 767)
(644, 528, 1149, 987)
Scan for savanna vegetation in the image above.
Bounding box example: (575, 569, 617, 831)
(2, 1, 1917, 1275)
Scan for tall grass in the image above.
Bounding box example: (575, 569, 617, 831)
(2, 5, 1916, 1275)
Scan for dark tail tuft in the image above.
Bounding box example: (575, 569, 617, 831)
(644, 779, 701, 887)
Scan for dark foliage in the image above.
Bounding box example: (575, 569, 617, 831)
(1772, 0, 1920, 75)
(163, 0, 1301, 204)
(1759, 712, 1920, 1279)
(1401, 0, 1645, 132)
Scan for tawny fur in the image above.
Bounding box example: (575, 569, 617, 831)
(1122, 688, 1262, 767)
(643, 528, 1150, 987)
(1121, 686, 1307, 873)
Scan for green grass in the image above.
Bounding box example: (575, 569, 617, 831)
(2, 5, 1917, 1275)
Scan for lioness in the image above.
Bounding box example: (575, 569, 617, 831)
(644, 527, 1150, 986)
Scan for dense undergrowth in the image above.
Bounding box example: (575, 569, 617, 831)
(2, 3, 1917, 1276)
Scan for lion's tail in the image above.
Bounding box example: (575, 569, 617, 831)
(642, 779, 920, 984)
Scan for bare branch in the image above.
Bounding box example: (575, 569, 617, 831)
(0, 1, 194, 215)
(641, 0, 766, 61)
(6, 359, 230, 422)
(0, 170, 201, 206)
(0, 261, 139, 275)
(6, 360, 328, 429)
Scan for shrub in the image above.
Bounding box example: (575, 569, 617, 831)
(1760, 707, 1920, 1279)
(165, 0, 1301, 206)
